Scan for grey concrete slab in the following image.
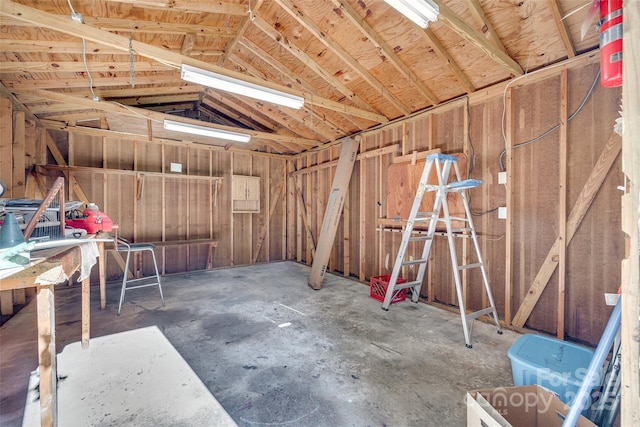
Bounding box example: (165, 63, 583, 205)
(0, 261, 518, 426)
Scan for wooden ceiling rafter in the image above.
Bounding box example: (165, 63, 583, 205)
(225, 55, 337, 142)
(197, 100, 270, 133)
(250, 15, 385, 118)
(13, 88, 321, 148)
(107, 92, 201, 106)
(328, 0, 440, 106)
(421, 28, 475, 94)
(180, 33, 197, 56)
(235, 38, 367, 131)
(95, 84, 203, 98)
(434, 0, 524, 76)
(274, 0, 410, 116)
(2, 74, 182, 90)
(546, 0, 576, 58)
(217, 0, 265, 67)
(462, 0, 510, 54)
(103, 0, 248, 15)
(0, 61, 174, 74)
(0, 1, 386, 124)
(3, 15, 237, 38)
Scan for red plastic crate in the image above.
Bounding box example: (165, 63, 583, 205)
(370, 275, 407, 304)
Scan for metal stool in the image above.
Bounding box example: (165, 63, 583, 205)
(114, 237, 165, 315)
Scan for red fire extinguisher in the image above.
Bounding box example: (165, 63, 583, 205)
(599, 0, 623, 87)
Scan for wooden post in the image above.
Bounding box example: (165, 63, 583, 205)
(504, 88, 514, 325)
(557, 69, 568, 339)
(81, 277, 90, 349)
(36, 285, 57, 427)
(309, 137, 359, 289)
(98, 241, 106, 310)
(621, 3, 640, 424)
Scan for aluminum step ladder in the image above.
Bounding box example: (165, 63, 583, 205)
(381, 153, 502, 348)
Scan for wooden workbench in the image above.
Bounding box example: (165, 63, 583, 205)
(0, 239, 106, 427)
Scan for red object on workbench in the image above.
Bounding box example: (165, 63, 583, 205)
(65, 203, 114, 234)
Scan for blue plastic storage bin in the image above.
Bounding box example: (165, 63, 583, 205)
(507, 334, 599, 412)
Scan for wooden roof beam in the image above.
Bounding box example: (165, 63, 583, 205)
(3, 15, 236, 37)
(463, 0, 510, 55)
(3, 75, 182, 90)
(0, 61, 173, 74)
(0, 39, 223, 57)
(236, 39, 367, 131)
(546, 0, 576, 57)
(251, 15, 388, 121)
(103, 0, 247, 15)
(422, 29, 475, 94)
(275, 0, 410, 116)
(435, 0, 524, 76)
(217, 0, 265, 67)
(0, 1, 385, 123)
(328, 0, 439, 106)
(13, 88, 321, 147)
(228, 56, 338, 142)
(108, 93, 200, 106)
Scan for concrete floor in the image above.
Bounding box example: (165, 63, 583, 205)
(1, 261, 518, 426)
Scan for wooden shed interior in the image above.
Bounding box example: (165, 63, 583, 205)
(0, 0, 639, 426)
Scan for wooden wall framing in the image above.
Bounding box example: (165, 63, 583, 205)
(289, 59, 623, 346)
(0, 55, 626, 348)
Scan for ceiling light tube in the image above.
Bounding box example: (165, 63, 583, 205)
(384, 0, 439, 28)
(181, 64, 305, 110)
(163, 120, 251, 143)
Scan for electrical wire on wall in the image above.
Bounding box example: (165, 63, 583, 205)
(498, 68, 601, 171)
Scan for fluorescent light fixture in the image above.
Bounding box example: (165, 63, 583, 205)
(163, 119, 251, 143)
(384, 0, 439, 28)
(181, 64, 305, 109)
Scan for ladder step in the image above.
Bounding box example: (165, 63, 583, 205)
(402, 258, 428, 266)
(457, 263, 482, 271)
(447, 179, 483, 191)
(392, 280, 423, 291)
(409, 235, 433, 242)
(465, 307, 496, 322)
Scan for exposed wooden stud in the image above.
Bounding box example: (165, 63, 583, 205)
(81, 277, 90, 349)
(0, 97, 12, 199)
(511, 132, 622, 327)
(557, 69, 568, 339)
(504, 87, 514, 325)
(253, 174, 285, 263)
(12, 111, 25, 198)
(621, 6, 640, 422)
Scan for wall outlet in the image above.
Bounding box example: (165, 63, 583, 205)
(170, 162, 182, 173)
(498, 207, 507, 219)
(498, 171, 507, 185)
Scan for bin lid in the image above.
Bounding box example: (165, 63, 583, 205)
(507, 334, 595, 377)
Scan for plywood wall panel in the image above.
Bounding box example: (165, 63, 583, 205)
(252, 155, 269, 263)
(72, 133, 102, 168)
(269, 158, 287, 262)
(233, 152, 253, 265)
